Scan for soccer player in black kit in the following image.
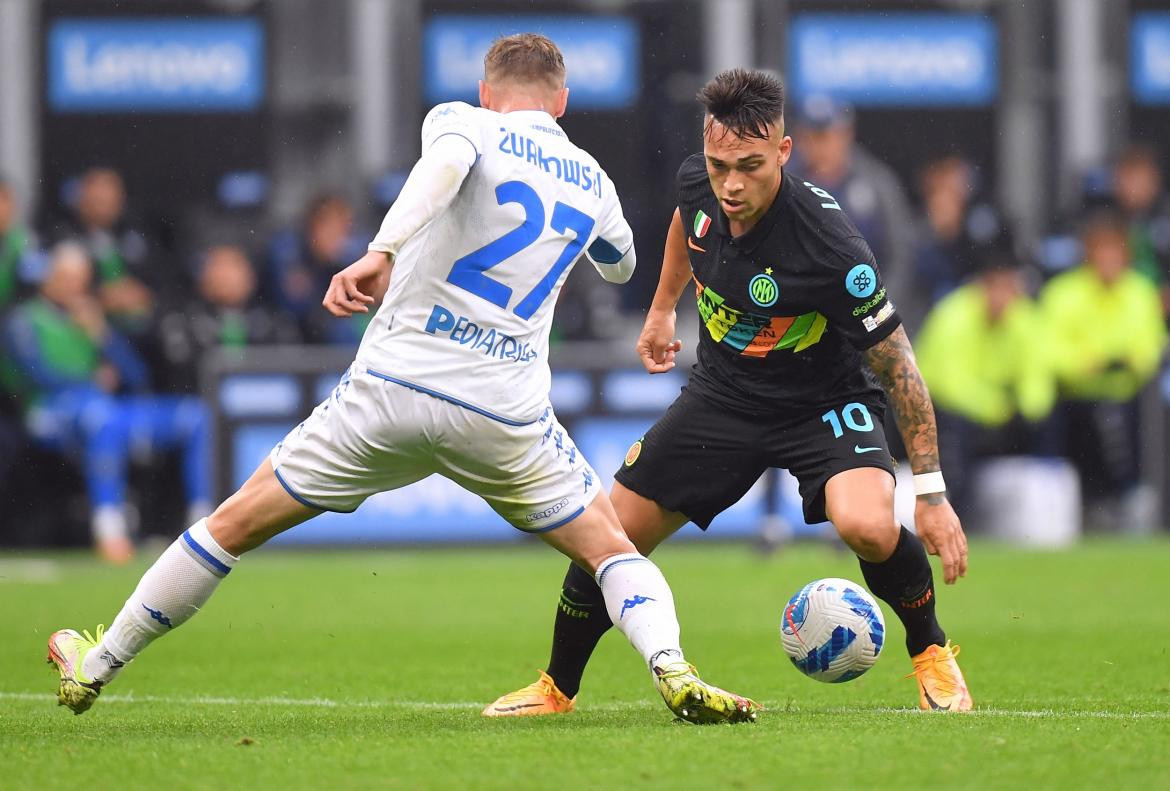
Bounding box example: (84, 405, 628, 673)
(486, 69, 972, 717)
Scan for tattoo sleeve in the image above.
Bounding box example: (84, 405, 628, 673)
(863, 325, 945, 504)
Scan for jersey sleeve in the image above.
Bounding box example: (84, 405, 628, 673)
(420, 102, 483, 161)
(584, 176, 635, 284)
(814, 231, 902, 350)
(675, 153, 710, 205)
(368, 127, 477, 256)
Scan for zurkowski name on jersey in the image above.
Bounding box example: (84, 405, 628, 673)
(356, 102, 632, 423)
(676, 153, 901, 411)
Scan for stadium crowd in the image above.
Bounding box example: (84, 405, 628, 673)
(2, 98, 1169, 559)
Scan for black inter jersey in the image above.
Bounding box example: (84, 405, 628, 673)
(676, 153, 901, 412)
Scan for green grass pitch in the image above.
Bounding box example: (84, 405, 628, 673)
(3, 539, 1169, 789)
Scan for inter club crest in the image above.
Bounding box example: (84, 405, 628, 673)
(748, 268, 779, 308)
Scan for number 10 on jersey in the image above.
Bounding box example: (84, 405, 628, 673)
(446, 180, 596, 320)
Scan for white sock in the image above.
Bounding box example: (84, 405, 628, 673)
(594, 553, 684, 672)
(82, 519, 238, 684)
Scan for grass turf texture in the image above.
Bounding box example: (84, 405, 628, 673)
(2, 539, 1169, 790)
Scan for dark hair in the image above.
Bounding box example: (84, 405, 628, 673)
(1116, 142, 1159, 170)
(973, 242, 1020, 275)
(484, 33, 565, 89)
(1079, 205, 1129, 241)
(696, 69, 785, 141)
(304, 192, 351, 224)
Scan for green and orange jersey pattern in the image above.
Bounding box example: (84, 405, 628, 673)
(693, 273, 827, 357)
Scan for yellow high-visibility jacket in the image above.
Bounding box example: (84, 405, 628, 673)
(1038, 265, 1166, 402)
(916, 283, 1056, 427)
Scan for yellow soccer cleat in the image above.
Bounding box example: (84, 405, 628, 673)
(483, 670, 575, 717)
(910, 641, 973, 712)
(653, 662, 761, 725)
(46, 626, 109, 715)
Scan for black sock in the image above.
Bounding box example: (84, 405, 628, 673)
(545, 562, 613, 699)
(858, 526, 946, 657)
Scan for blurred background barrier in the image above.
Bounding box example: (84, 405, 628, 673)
(3, 0, 1170, 553)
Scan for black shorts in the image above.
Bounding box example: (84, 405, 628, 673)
(614, 387, 895, 528)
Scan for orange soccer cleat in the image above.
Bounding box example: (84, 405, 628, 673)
(482, 670, 575, 718)
(910, 641, 973, 712)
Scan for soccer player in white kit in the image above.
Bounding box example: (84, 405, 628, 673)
(45, 33, 759, 725)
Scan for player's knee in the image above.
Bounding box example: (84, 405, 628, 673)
(832, 506, 898, 561)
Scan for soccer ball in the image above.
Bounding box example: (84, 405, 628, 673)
(780, 577, 885, 683)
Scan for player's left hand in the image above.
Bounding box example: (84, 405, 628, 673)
(323, 251, 392, 316)
(913, 497, 968, 585)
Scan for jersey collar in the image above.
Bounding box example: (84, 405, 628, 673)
(504, 110, 565, 137)
(504, 109, 559, 123)
(714, 168, 791, 254)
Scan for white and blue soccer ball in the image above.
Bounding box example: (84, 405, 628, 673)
(780, 577, 885, 683)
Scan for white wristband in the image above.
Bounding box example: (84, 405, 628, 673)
(913, 471, 946, 496)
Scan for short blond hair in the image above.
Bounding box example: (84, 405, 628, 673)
(483, 33, 565, 90)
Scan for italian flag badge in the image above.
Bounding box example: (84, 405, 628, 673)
(693, 210, 712, 238)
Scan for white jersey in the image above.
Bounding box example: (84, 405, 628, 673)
(355, 102, 633, 424)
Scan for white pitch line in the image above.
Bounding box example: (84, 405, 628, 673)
(0, 691, 482, 710)
(827, 706, 1170, 720)
(2, 692, 1167, 720)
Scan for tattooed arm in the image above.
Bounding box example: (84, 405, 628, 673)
(863, 325, 968, 583)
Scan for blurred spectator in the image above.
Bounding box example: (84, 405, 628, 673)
(0, 178, 38, 311)
(0, 179, 37, 498)
(915, 247, 1056, 511)
(1040, 209, 1167, 532)
(57, 168, 159, 325)
(156, 245, 299, 393)
(2, 242, 210, 563)
(910, 155, 1011, 335)
(266, 192, 366, 343)
(1111, 144, 1170, 315)
(1, 179, 40, 407)
(791, 96, 915, 325)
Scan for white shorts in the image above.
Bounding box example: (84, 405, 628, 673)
(269, 365, 600, 533)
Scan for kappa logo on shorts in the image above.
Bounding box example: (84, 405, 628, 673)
(525, 498, 570, 523)
(624, 439, 643, 466)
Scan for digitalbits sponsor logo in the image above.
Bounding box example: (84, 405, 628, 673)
(851, 286, 887, 316)
(845, 263, 877, 298)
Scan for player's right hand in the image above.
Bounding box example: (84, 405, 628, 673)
(323, 251, 391, 317)
(637, 309, 682, 374)
(914, 497, 968, 584)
